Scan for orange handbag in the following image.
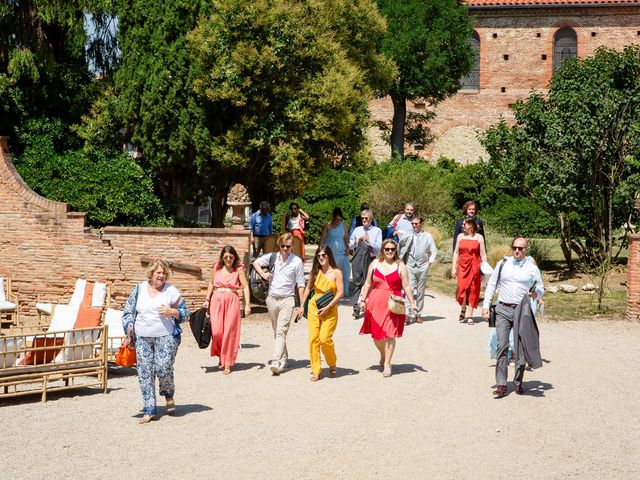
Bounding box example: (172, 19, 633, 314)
(115, 341, 136, 367)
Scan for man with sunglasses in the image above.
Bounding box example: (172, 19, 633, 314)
(349, 209, 382, 319)
(482, 237, 544, 398)
(394, 216, 438, 323)
(253, 232, 305, 375)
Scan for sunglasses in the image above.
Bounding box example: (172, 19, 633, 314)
(511, 246, 526, 251)
(316, 253, 327, 259)
(281, 244, 292, 249)
(361, 217, 371, 220)
(411, 222, 420, 226)
(384, 247, 396, 252)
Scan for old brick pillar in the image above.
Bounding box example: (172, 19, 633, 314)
(628, 232, 640, 321)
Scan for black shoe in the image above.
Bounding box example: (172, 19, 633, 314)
(353, 310, 360, 319)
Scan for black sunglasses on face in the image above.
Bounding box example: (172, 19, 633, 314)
(281, 244, 292, 249)
(512, 246, 526, 251)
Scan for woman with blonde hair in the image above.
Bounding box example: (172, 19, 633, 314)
(357, 239, 417, 377)
(300, 245, 344, 381)
(122, 259, 189, 424)
(203, 246, 251, 375)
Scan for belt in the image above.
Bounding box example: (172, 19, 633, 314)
(215, 288, 238, 294)
(268, 294, 294, 300)
(499, 302, 518, 309)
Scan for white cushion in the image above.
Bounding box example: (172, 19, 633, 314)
(0, 338, 25, 368)
(47, 304, 80, 332)
(64, 329, 100, 362)
(0, 300, 16, 311)
(0, 277, 6, 303)
(36, 303, 53, 314)
(68, 279, 87, 307)
(104, 308, 125, 337)
(91, 282, 107, 307)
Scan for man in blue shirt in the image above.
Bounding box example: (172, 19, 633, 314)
(249, 201, 273, 257)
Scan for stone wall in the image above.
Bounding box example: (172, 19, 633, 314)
(0, 137, 250, 322)
(369, 5, 640, 163)
(627, 233, 640, 322)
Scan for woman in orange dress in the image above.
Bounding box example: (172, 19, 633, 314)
(284, 202, 310, 262)
(451, 217, 487, 325)
(358, 239, 417, 378)
(204, 246, 251, 375)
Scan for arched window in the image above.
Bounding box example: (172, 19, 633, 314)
(553, 28, 577, 71)
(460, 31, 480, 90)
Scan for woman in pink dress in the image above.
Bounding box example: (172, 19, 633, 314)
(203, 246, 251, 375)
(451, 217, 487, 325)
(358, 239, 417, 377)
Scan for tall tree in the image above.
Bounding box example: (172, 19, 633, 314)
(188, 0, 394, 205)
(375, 0, 473, 158)
(482, 46, 640, 273)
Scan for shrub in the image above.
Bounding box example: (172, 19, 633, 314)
(482, 195, 558, 238)
(527, 239, 552, 266)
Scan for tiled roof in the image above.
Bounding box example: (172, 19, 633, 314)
(468, 0, 639, 7)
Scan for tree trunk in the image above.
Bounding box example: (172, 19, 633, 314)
(209, 187, 227, 228)
(558, 212, 573, 269)
(390, 93, 407, 159)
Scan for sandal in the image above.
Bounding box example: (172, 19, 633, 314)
(458, 310, 466, 322)
(383, 366, 392, 378)
(223, 366, 231, 375)
(138, 415, 154, 424)
(310, 373, 320, 382)
(328, 366, 337, 377)
(467, 318, 475, 326)
(166, 398, 175, 416)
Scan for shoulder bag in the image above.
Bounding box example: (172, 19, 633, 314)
(488, 259, 507, 328)
(383, 269, 405, 315)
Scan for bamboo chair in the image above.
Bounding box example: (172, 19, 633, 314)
(0, 277, 19, 329)
(36, 279, 110, 328)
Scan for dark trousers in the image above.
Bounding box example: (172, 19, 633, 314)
(495, 304, 526, 387)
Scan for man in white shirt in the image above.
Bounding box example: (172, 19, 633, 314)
(252, 232, 305, 375)
(386, 202, 416, 235)
(482, 237, 544, 398)
(349, 209, 382, 318)
(395, 216, 438, 323)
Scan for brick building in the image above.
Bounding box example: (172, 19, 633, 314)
(369, 0, 640, 163)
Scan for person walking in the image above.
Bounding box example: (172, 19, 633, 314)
(452, 217, 487, 325)
(349, 203, 377, 236)
(203, 246, 251, 375)
(394, 216, 438, 324)
(357, 239, 417, 377)
(122, 259, 189, 424)
(385, 202, 416, 237)
(482, 237, 544, 398)
(320, 207, 350, 296)
(249, 201, 272, 258)
(284, 202, 310, 262)
(252, 233, 305, 375)
(349, 209, 382, 319)
(452, 200, 485, 252)
(300, 245, 344, 382)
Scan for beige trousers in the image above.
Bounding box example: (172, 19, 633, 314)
(266, 295, 295, 368)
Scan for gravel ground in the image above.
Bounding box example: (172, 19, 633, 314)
(3, 289, 639, 479)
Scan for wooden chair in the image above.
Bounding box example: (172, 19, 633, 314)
(0, 276, 19, 329)
(36, 279, 110, 327)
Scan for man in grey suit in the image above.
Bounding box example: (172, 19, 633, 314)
(482, 237, 544, 398)
(395, 216, 438, 324)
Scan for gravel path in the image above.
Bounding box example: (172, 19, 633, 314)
(3, 290, 639, 479)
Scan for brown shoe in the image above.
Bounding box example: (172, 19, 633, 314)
(493, 385, 507, 399)
(514, 384, 525, 395)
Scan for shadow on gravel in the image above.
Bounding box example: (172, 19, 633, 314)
(331, 367, 359, 378)
(522, 380, 553, 397)
(133, 403, 213, 420)
(201, 362, 266, 373)
(391, 363, 428, 375)
(240, 343, 260, 349)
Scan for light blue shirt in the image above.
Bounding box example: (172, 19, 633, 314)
(249, 211, 272, 236)
(349, 225, 382, 256)
(483, 256, 544, 309)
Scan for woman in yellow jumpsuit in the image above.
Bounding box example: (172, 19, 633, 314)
(300, 245, 344, 381)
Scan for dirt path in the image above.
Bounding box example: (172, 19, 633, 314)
(3, 290, 639, 479)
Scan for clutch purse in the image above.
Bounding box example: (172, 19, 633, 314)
(488, 304, 497, 328)
(315, 290, 335, 309)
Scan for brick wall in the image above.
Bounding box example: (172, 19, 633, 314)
(369, 5, 640, 163)
(627, 233, 640, 322)
(0, 137, 250, 323)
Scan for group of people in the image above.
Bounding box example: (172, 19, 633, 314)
(121, 200, 544, 423)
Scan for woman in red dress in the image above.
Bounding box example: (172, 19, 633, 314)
(204, 246, 251, 375)
(451, 217, 487, 325)
(358, 239, 417, 377)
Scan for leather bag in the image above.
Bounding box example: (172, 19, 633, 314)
(314, 290, 335, 310)
(189, 307, 212, 349)
(115, 341, 136, 367)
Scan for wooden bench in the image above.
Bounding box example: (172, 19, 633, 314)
(0, 325, 108, 402)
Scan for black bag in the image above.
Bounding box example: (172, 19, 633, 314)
(315, 290, 335, 309)
(189, 307, 211, 349)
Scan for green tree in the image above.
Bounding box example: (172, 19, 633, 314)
(375, 0, 474, 158)
(482, 46, 640, 273)
(187, 0, 393, 207)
